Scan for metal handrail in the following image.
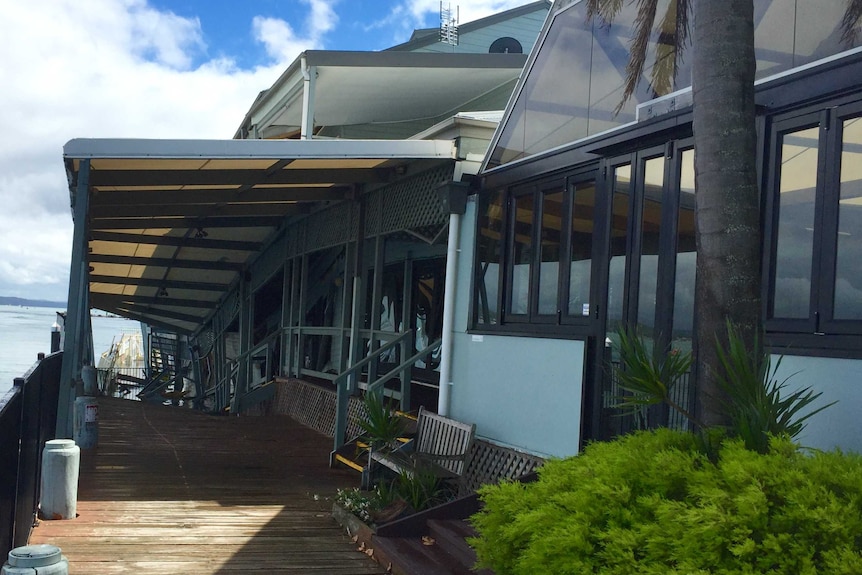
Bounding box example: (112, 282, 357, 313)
(332, 330, 414, 389)
(332, 334, 442, 451)
(366, 337, 442, 396)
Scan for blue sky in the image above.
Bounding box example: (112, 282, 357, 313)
(0, 0, 540, 302)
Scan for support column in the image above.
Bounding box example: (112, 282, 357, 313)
(57, 160, 91, 438)
(300, 57, 316, 140)
(230, 279, 251, 414)
(346, 198, 365, 393)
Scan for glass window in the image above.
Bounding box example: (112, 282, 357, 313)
(488, 0, 860, 170)
(834, 115, 862, 320)
(771, 125, 819, 320)
(509, 193, 535, 315)
(607, 165, 632, 326)
(568, 182, 596, 317)
(672, 149, 696, 343)
(538, 189, 565, 315)
(475, 191, 504, 325)
(636, 157, 665, 330)
(767, 101, 862, 339)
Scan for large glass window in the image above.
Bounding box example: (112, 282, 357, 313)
(636, 157, 665, 331)
(772, 124, 819, 320)
(672, 149, 696, 345)
(607, 165, 631, 326)
(538, 189, 565, 315)
(767, 100, 862, 337)
(833, 116, 862, 320)
(487, 0, 860, 169)
(568, 182, 596, 317)
(475, 173, 598, 328)
(475, 191, 504, 325)
(508, 192, 535, 316)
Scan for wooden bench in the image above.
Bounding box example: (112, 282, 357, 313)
(371, 407, 476, 490)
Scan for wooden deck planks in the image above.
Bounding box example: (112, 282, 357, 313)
(29, 398, 384, 574)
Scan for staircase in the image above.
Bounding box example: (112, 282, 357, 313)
(331, 411, 417, 487)
(371, 518, 492, 575)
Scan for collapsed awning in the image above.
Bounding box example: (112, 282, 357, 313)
(63, 138, 455, 334)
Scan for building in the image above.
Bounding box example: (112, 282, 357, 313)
(453, 0, 862, 456)
(59, 0, 862, 464)
(56, 2, 548, 465)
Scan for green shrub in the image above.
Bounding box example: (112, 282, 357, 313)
(470, 429, 862, 575)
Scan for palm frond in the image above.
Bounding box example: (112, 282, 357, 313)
(616, 0, 660, 115)
(612, 327, 697, 425)
(840, 0, 862, 47)
(714, 321, 837, 453)
(585, 0, 626, 27)
(649, 0, 689, 97)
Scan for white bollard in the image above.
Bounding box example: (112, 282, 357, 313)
(0, 544, 69, 575)
(39, 440, 80, 520)
(1, 544, 68, 574)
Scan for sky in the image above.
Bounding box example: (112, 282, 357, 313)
(0, 0, 540, 303)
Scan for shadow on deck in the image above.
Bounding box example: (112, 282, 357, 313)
(29, 397, 385, 574)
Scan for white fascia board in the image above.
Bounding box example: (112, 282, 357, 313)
(63, 138, 456, 161)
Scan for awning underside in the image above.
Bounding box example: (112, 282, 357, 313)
(64, 138, 455, 334)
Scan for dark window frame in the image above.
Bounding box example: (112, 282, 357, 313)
(764, 97, 862, 342)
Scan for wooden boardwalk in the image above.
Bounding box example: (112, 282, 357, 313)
(29, 397, 385, 574)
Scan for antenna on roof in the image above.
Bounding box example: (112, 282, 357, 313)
(440, 2, 459, 46)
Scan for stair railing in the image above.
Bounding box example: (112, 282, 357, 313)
(332, 334, 442, 451)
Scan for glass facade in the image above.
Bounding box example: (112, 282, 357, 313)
(834, 115, 862, 320)
(487, 0, 862, 169)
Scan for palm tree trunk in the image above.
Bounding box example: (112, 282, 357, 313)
(691, 0, 761, 428)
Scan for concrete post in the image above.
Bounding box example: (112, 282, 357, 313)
(1, 544, 68, 574)
(39, 440, 80, 520)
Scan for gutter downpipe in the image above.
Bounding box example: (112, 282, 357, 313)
(437, 211, 460, 417)
(300, 55, 315, 140)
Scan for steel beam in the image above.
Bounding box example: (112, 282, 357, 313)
(58, 160, 91, 438)
(89, 231, 263, 252)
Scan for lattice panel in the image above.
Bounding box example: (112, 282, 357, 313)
(381, 165, 450, 234)
(365, 164, 451, 237)
(463, 439, 545, 494)
(270, 378, 365, 439)
(196, 328, 215, 357)
(286, 202, 356, 257)
(365, 190, 383, 236)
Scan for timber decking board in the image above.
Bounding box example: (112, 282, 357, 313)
(29, 398, 385, 575)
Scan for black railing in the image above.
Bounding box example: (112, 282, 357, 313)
(0, 351, 63, 559)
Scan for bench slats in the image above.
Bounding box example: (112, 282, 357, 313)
(372, 406, 476, 491)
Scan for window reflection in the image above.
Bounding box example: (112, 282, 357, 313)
(476, 191, 504, 325)
(672, 149, 696, 343)
(569, 182, 596, 317)
(538, 189, 565, 315)
(488, 0, 861, 169)
(834, 116, 862, 320)
(636, 157, 665, 330)
(772, 125, 819, 319)
(608, 165, 632, 325)
(509, 193, 535, 315)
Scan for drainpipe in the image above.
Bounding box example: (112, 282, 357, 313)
(436, 182, 469, 417)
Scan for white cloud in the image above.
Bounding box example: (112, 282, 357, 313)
(253, 0, 338, 62)
(0, 0, 334, 301)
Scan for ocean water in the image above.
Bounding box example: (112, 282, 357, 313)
(0, 305, 139, 394)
